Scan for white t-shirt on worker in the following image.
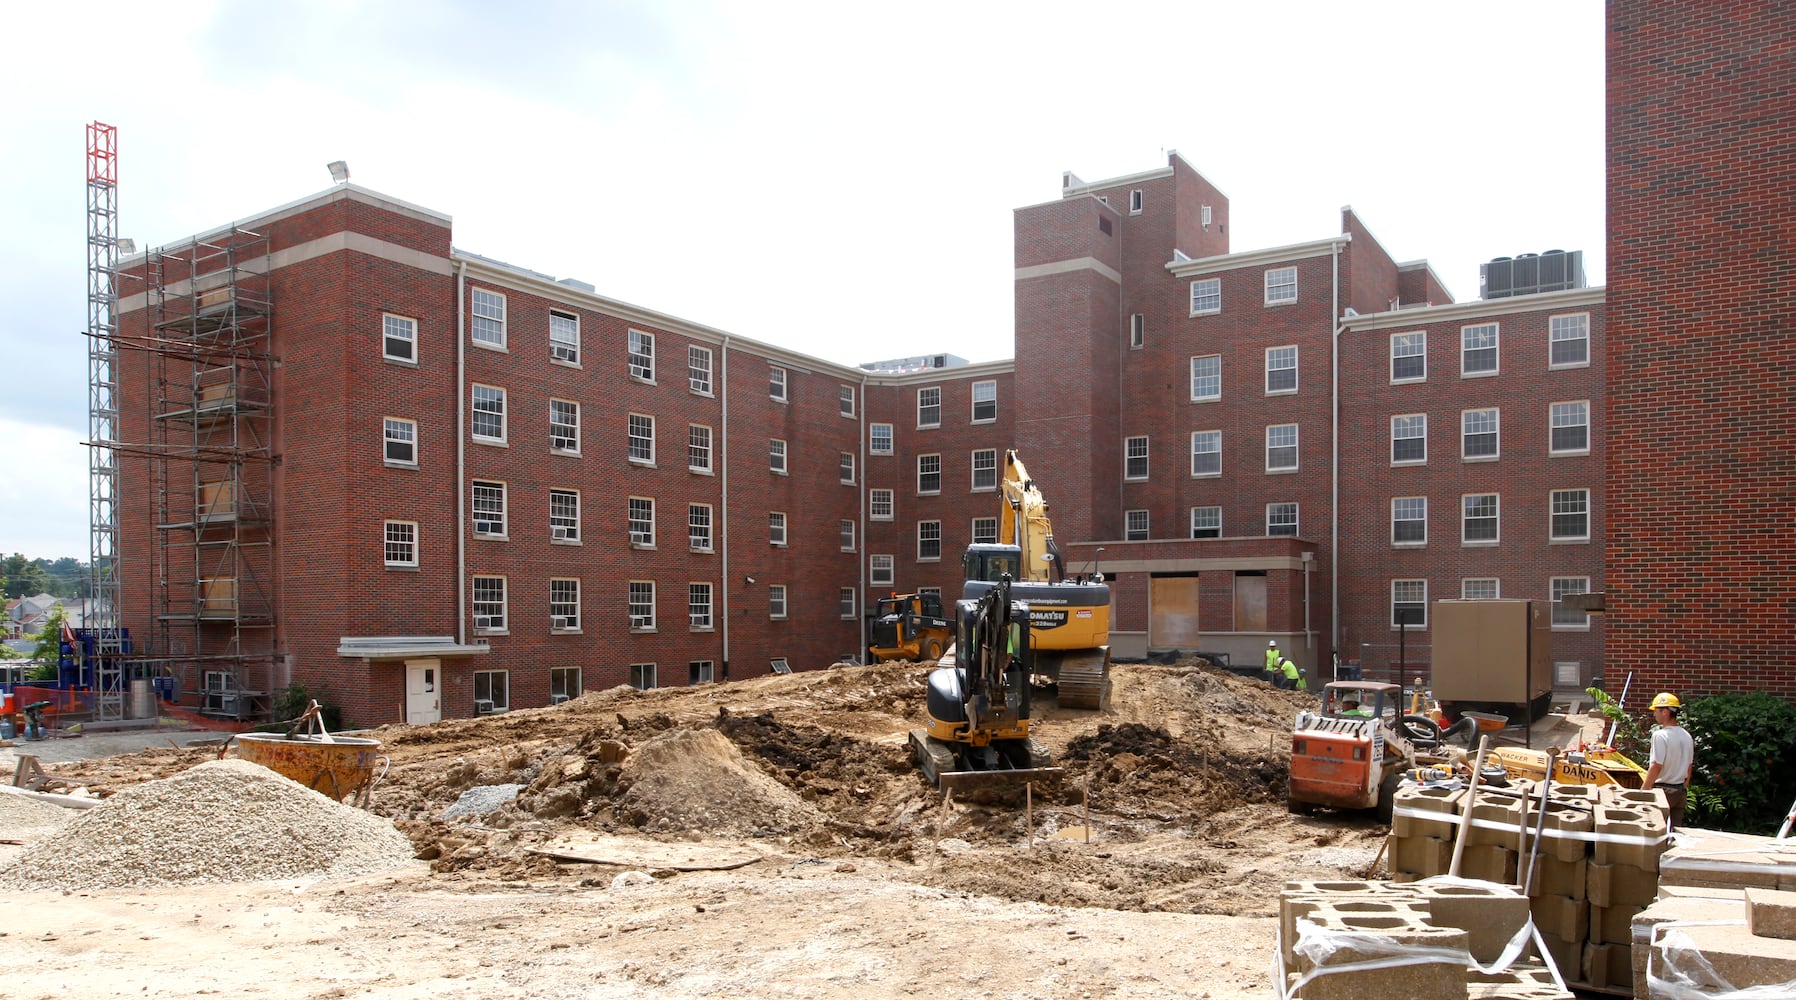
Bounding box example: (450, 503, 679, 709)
(1650, 725, 1694, 785)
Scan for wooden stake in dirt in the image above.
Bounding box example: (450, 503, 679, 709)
(1025, 782, 1034, 850)
(1447, 735, 1494, 878)
(1082, 774, 1091, 844)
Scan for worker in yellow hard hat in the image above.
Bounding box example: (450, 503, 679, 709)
(1643, 692, 1693, 830)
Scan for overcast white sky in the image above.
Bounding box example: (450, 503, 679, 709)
(0, 0, 1605, 561)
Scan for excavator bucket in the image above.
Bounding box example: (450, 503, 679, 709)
(937, 765, 1064, 794)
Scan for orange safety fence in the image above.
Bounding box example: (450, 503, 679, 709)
(1, 684, 255, 734)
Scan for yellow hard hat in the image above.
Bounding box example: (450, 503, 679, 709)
(1650, 692, 1681, 710)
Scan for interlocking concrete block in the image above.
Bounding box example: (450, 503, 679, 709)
(1467, 791, 1526, 848)
(1288, 910, 1470, 1000)
(1746, 887, 1796, 941)
(1593, 804, 1668, 871)
(1529, 893, 1588, 941)
(1537, 804, 1596, 863)
(1587, 861, 1658, 908)
(1660, 828, 1794, 892)
(1392, 835, 1452, 879)
(1590, 902, 1646, 945)
(1411, 880, 1532, 965)
(1648, 921, 1796, 995)
(1393, 784, 1466, 840)
(1602, 784, 1669, 816)
(1581, 941, 1632, 989)
(1279, 885, 1428, 971)
(1467, 963, 1576, 1000)
(1459, 844, 1518, 885)
(1535, 932, 1582, 985)
(1546, 783, 1601, 808)
(1632, 890, 1751, 1000)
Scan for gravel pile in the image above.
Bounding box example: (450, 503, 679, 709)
(0, 788, 76, 836)
(0, 758, 418, 890)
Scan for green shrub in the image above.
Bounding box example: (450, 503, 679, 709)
(1585, 686, 1649, 761)
(1680, 692, 1796, 834)
(262, 683, 348, 734)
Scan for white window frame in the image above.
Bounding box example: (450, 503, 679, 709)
(917, 454, 941, 495)
(1462, 408, 1500, 461)
(769, 511, 787, 547)
(839, 519, 856, 552)
(470, 289, 505, 349)
(1266, 503, 1299, 537)
(549, 399, 579, 454)
(628, 329, 655, 382)
(550, 488, 580, 544)
(471, 384, 506, 444)
(918, 386, 941, 429)
(383, 520, 418, 568)
(1128, 188, 1143, 214)
(550, 577, 581, 633)
(971, 517, 998, 545)
(473, 575, 507, 633)
(473, 669, 509, 713)
(1124, 436, 1149, 480)
(917, 520, 942, 562)
(1190, 278, 1221, 316)
(689, 660, 715, 685)
(1550, 489, 1590, 542)
(383, 416, 418, 467)
(769, 365, 787, 402)
(1125, 509, 1149, 541)
(839, 451, 855, 485)
(869, 423, 893, 455)
(1462, 578, 1500, 600)
(870, 555, 895, 587)
(839, 588, 857, 620)
(1266, 423, 1299, 472)
(1461, 322, 1499, 377)
(472, 480, 507, 538)
(1264, 266, 1298, 305)
(1190, 430, 1221, 478)
(838, 385, 855, 418)
(971, 380, 997, 423)
(549, 310, 580, 365)
(1461, 493, 1499, 545)
(628, 496, 655, 547)
(1391, 414, 1427, 465)
(1390, 331, 1426, 383)
(689, 582, 714, 631)
(769, 438, 787, 475)
(689, 424, 714, 474)
(1129, 313, 1145, 349)
(1190, 354, 1221, 401)
(688, 345, 713, 395)
(688, 503, 713, 552)
(1551, 576, 1592, 630)
(628, 580, 657, 631)
(550, 667, 582, 703)
(1391, 579, 1428, 629)
(1550, 400, 1590, 456)
(629, 663, 658, 690)
(382, 313, 417, 364)
(1265, 345, 1298, 394)
(1392, 496, 1428, 547)
(627, 413, 655, 465)
(1549, 313, 1590, 369)
(1190, 506, 1222, 539)
(971, 449, 997, 491)
(769, 584, 788, 620)
(870, 488, 894, 521)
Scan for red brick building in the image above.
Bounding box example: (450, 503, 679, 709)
(1604, 0, 1796, 700)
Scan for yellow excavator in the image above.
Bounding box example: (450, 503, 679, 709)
(960, 450, 1112, 710)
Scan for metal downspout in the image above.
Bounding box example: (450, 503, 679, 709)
(858, 370, 869, 661)
(1329, 243, 1341, 666)
(720, 336, 731, 680)
(455, 261, 467, 645)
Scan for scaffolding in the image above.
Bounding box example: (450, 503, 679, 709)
(84, 121, 128, 722)
(142, 228, 279, 721)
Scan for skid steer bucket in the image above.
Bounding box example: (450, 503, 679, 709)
(937, 765, 1064, 794)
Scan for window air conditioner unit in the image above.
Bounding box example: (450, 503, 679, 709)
(476, 520, 500, 534)
(552, 615, 573, 630)
(550, 694, 570, 705)
(631, 615, 652, 628)
(553, 526, 574, 541)
(474, 615, 495, 630)
(219, 694, 239, 713)
(474, 699, 495, 715)
(630, 532, 650, 545)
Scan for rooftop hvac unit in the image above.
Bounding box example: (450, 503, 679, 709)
(1482, 256, 1514, 299)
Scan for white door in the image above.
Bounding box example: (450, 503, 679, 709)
(405, 659, 441, 725)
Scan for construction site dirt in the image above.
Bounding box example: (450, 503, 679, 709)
(3, 660, 1589, 999)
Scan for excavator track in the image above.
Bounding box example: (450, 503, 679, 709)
(1046, 648, 1111, 711)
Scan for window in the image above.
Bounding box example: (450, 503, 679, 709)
(769, 658, 791, 675)
(1190, 278, 1220, 315)
(689, 425, 713, 474)
(1267, 503, 1298, 537)
(1462, 493, 1499, 544)
(1462, 578, 1500, 600)
(971, 517, 998, 544)
(1550, 401, 1589, 455)
(1264, 346, 1298, 394)
(918, 587, 942, 600)
(870, 423, 893, 455)
(769, 511, 787, 546)
(1550, 489, 1589, 541)
(383, 314, 417, 363)
(972, 381, 997, 422)
(689, 582, 713, 630)
(472, 480, 506, 537)
(870, 488, 894, 521)
(1190, 506, 1221, 539)
(627, 413, 655, 464)
(769, 365, 787, 401)
(839, 588, 857, 620)
(1266, 424, 1298, 472)
(472, 384, 506, 443)
(688, 503, 713, 552)
(769, 438, 787, 474)
(1264, 266, 1297, 305)
(1125, 509, 1149, 541)
(1391, 580, 1427, 628)
(918, 454, 941, 494)
(629, 663, 658, 690)
(870, 555, 894, 587)
(1125, 436, 1149, 480)
(628, 581, 656, 630)
(1190, 430, 1221, 477)
(1462, 323, 1499, 376)
(917, 520, 941, 561)
(549, 310, 579, 364)
(473, 575, 506, 632)
(689, 660, 715, 685)
(628, 329, 655, 381)
(1391, 331, 1426, 382)
(550, 489, 580, 543)
(971, 449, 997, 491)
(918, 387, 941, 428)
(1462, 408, 1499, 460)
(1549, 314, 1589, 368)
(1190, 354, 1221, 401)
(383, 417, 417, 466)
(839, 519, 855, 551)
(1552, 576, 1591, 628)
(550, 578, 580, 631)
(550, 399, 579, 453)
(769, 584, 788, 619)
(471, 289, 505, 348)
(1128, 188, 1143, 214)
(550, 667, 581, 704)
(688, 345, 713, 394)
(839, 452, 855, 485)
(1129, 313, 1145, 349)
(383, 520, 417, 567)
(628, 496, 655, 547)
(473, 670, 509, 713)
(1391, 414, 1427, 464)
(1392, 497, 1428, 546)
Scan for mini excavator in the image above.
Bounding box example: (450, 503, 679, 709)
(909, 574, 1063, 792)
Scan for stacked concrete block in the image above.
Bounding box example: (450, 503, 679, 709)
(1467, 965, 1574, 1000)
(1632, 887, 1745, 1000)
(1286, 909, 1472, 999)
(1581, 940, 1633, 991)
(1660, 827, 1796, 893)
(1410, 880, 1533, 965)
(1747, 887, 1796, 940)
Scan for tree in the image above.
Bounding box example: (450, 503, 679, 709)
(2, 553, 51, 600)
(26, 605, 68, 682)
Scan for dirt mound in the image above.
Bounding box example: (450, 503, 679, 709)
(616, 727, 824, 837)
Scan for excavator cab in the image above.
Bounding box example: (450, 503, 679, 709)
(962, 544, 1024, 584)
